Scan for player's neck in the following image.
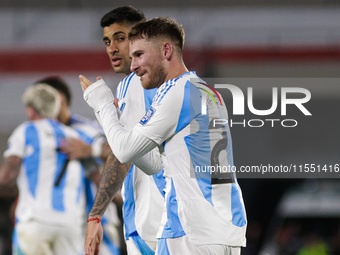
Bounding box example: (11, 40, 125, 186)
(165, 59, 188, 82)
(124, 71, 132, 77)
(30, 115, 43, 121)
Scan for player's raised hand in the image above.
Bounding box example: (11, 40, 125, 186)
(79, 75, 93, 92)
(79, 75, 102, 92)
(84, 219, 103, 255)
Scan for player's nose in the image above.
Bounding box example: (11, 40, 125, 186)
(130, 58, 139, 73)
(108, 42, 118, 54)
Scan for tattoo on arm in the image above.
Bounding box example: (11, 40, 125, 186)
(89, 152, 131, 218)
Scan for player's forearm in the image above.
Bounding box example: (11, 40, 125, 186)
(89, 152, 130, 218)
(99, 103, 158, 163)
(100, 113, 163, 175)
(133, 146, 163, 175)
(99, 142, 111, 161)
(95, 104, 162, 174)
(84, 78, 159, 165)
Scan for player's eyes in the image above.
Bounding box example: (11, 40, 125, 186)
(117, 37, 125, 42)
(104, 40, 110, 46)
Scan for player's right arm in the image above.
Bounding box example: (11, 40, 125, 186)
(88, 152, 130, 218)
(0, 155, 22, 186)
(0, 124, 26, 186)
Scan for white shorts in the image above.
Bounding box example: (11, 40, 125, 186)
(156, 235, 241, 255)
(125, 236, 157, 255)
(13, 220, 82, 255)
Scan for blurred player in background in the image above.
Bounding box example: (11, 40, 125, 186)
(35, 76, 121, 255)
(0, 84, 85, 255)
(81, 17, 247, 254)
(85, 6, 166, 255)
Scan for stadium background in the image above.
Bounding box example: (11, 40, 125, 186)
(0, 1, 340, 254)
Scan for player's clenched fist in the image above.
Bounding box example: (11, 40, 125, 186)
(80, 75, 115, 113)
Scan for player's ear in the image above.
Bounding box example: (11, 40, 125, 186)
(162, 42, 173, 60)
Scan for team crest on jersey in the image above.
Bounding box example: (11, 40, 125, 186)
(139, 106, 156, 125)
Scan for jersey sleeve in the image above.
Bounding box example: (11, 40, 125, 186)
(3, 123, 26, 158)
(84, 77, 175, 166)
(133, 79, 201, 145)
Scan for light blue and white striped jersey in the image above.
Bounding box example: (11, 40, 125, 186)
(68, 113, 104, 143)
(68, 113, 120, 255)
(134, 71, 247, 246)
(116, 73, 166, 246)
(4, 119, 86, 227)
(68, 113, 104, 176)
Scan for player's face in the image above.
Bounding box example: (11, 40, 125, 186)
(130, 38, 166, 89)
(103, 22, 132, 75)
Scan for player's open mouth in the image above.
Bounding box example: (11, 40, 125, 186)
(112, 57, 122, 67)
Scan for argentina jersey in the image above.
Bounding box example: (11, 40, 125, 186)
(134, 71, 247, 247)
(4, 119, 86, 227)
(69, 113, 103, 138)
(115, 72, 166, 247)
(69, 113, 106, 159)
(68, 113, 121, 255)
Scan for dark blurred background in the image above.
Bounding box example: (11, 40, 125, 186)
(0, 1, 340, 254)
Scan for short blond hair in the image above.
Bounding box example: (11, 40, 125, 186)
(22, 83, 61, 119)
